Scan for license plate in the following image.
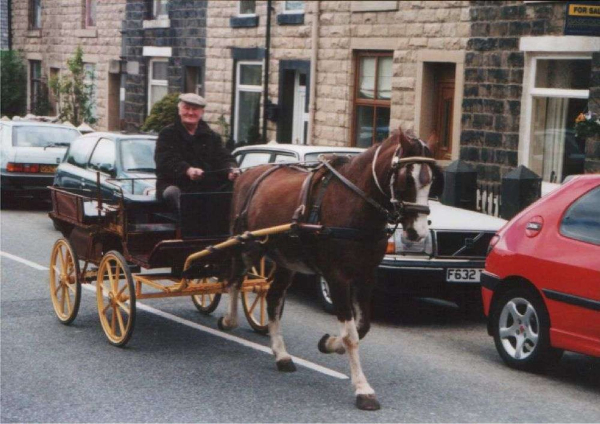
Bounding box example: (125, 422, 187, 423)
(40, 165, 57, 173)
(447, 268, 482, 283)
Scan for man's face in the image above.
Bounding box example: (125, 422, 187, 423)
(178, 102, 204, 126)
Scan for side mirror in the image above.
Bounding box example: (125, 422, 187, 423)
(99, 163, 115, 175)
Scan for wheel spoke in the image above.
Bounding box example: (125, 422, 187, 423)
(115, 307, 126, 336)
(102, 302, 111, 315)
(499, 324, 517, 339)
(112, 262, 121, 293)
(514, 336, 525, 359)
(67, 282, 77, 294)
(527, 331, 539, 344)
(110, 306, 117, 334)
(248, 293, 260, 314)
(64, 286, 72, 311)
(260, 294, 265, 325)
(52, 265, 60, 275)
(54, 283, 62, 296)
(507, 301, 522, 321)
(59, 285, 67, 314)
(524, 304, 536, 325)
(116, 301, 130, 316)
(106, 263, 115, 288)
(117, 284, 128, 297)
(57, 246, 66, 271)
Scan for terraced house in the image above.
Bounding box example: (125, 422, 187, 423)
(10, 0, 126, 130)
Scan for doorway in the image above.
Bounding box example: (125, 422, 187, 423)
(277, 60, 310, 144)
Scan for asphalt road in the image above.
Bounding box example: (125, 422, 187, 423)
(1, 200, 599, 423)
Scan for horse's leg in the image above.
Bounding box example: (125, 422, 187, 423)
(351, 277, 375, 340)
(218, 250, 246, 331)
(317, 276, 380, 411)
(266, 268, 296, 372)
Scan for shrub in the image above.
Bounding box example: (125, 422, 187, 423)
(0, 51, 27, 117)
(141, 92, 179, 133)
(49, 46, 97, 126)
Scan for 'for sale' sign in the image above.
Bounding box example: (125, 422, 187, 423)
(565, 1, 600, 35)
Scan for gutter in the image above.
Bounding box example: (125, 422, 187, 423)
(307, 0, 319, 145)
(261, 0, 272, 144)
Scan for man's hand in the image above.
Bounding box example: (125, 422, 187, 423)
(228, 168, 241, 181)
(186, 167, 205, 181)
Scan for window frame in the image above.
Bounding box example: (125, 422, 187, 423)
(84, 0, 97, 28)
(238, 0, 256, 16)
(521, 54, 591, 185)
(559, 186, 600, 246)
(147, 58, 169, 114)
(152, 0, 169, 20)
(29, 60, 42, 112)
(29, 0, 42, 30)
(351, 51, 393, 147)
(283, 0, 304, 14)
(87, 137, 117, 175)
(234, 60, 263, 143)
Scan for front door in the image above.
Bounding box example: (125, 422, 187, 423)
(434, 79, 454, 160)
(292, 72, 307, 144)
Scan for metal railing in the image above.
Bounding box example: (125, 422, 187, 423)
(476, 183, 501, 217)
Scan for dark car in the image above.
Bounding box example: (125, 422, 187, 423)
(483, 175, 600, 371)
(54, 132, 157, 200)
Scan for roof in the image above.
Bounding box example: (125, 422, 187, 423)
(0, 121, 81, 130)
(233, 143, 365, 155)
(80, 131, 157, 141)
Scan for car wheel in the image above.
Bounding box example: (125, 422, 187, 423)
(491, 288, 563, 371)
(317, 277, 335, 314)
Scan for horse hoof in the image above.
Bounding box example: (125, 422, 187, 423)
(218, 317, 232, 331)
(318, 334, 331, 353)
(276, 358, 297, 372)
(356, 394, 381, 411)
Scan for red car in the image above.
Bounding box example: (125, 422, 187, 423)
(482, 175, 600, 371)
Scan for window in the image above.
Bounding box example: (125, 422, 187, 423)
(148, 59, 169, 113)
(84, 64, 97, 122)
(85, 0, 97, 27)
(89, 138, 116, 173)
(528, 57, 590, 183)
(353, 52, 392, 147)
(234, 62, 262, 144)
(66, 136, 100, 167)
(184, 66, 202, 95)
(29, 0, 42, 29)
(560, 187, 600, 246)
(13, 126, 80, 148)
(239, 0, 256, 15)
(152, 0, 168, 19)
(29, 60, 42, 112)
(273, 153, 297, 163)
(120, 138, 156, 172)
(238, 152, 271, 168)
(284, 1, 304, 13)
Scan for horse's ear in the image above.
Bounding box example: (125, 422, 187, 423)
(426, 132, 439, 158)
(398, 128, 412, 154)
(429, 164, 445, 199)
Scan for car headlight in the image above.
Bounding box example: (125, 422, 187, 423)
(387, 229, 433, 255)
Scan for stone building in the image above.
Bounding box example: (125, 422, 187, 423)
(10, 0, 126, 130)
(462, 1, 600, 193)
(121, 0, 208, 132)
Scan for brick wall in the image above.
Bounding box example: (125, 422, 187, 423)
(122, 0, 207, 132)
(11, 0, 125, 129)
(461, 1, 565, 184)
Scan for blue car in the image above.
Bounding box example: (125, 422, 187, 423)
(54, 132, 157, 201)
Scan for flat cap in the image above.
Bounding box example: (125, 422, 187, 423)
(179, 93, 206, 107)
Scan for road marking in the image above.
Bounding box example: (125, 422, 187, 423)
(0, 250, 349, 380)
(1, 251, 49, 271)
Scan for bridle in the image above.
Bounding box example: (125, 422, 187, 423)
(319, 140, 437, 226)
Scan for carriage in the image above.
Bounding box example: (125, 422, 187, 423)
(47, 179, 295, 346)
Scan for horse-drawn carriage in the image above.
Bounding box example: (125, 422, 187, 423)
(48, 181, 292, 346)
(47, 129, 441, 410)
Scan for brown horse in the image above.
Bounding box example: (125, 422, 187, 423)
(219, 129, 441, 410)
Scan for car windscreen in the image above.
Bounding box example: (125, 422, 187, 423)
(120, 138, 156, 172)
(13, 126, 80, 147)
(304, 151, 360, 163)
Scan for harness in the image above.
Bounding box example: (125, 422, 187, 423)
(235, 142, 437, 241)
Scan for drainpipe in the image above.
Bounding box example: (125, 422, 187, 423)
(262, 0, 272, 144)
(307, 0, 320, 145)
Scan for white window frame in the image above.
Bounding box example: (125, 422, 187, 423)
(148, 58, 169, 114)
(153, 0, 168, 20)
(234, 60, 263, 142)
(283, 1, 304, 14)
(238, 0, 256, 17)
(520, 53, 591, 190)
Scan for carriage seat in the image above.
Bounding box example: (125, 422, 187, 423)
(122, 194, 177, 233)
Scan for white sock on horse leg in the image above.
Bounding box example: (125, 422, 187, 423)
(269, 319, 291, 362)
(341, 319, 375, 396)
(223, 285, 239, 328)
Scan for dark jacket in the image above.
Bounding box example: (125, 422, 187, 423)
(154, 118, 237, 198)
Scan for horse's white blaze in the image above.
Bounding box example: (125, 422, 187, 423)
(341, 319, 375, 396)
(409, 163, 431, 241)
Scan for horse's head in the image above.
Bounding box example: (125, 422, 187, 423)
(377, 129, 444, 242)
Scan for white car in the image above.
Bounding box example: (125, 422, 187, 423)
(232, 143, 507, 315)
(1, 121, 81, 201)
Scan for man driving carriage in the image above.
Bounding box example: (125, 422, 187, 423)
(154, 93, 239, 211)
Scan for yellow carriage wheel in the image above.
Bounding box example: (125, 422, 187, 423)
(49, 238, 81, 324)
(191, 277, 222, 314)
(96, 251, 136, 347)
(241, 257, 276, 335)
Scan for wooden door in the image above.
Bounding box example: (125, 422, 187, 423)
(434, 80, 454, 160)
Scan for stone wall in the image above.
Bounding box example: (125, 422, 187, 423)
(1, 0, 9, 50)
(461, 1, 566, 184)
(11, 0, 125, 130)
(205, 1, 471, 146)
(122, 0, 207, 132)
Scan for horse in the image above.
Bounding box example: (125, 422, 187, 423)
(218, 128, 442, 410)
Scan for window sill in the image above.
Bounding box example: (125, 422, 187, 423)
(26, 29, 41, 38)
(143, 19, 170, 29)
(277, 13, 304, 25)
(230, 15, 259, 28)
(75, 28, 98, 38)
